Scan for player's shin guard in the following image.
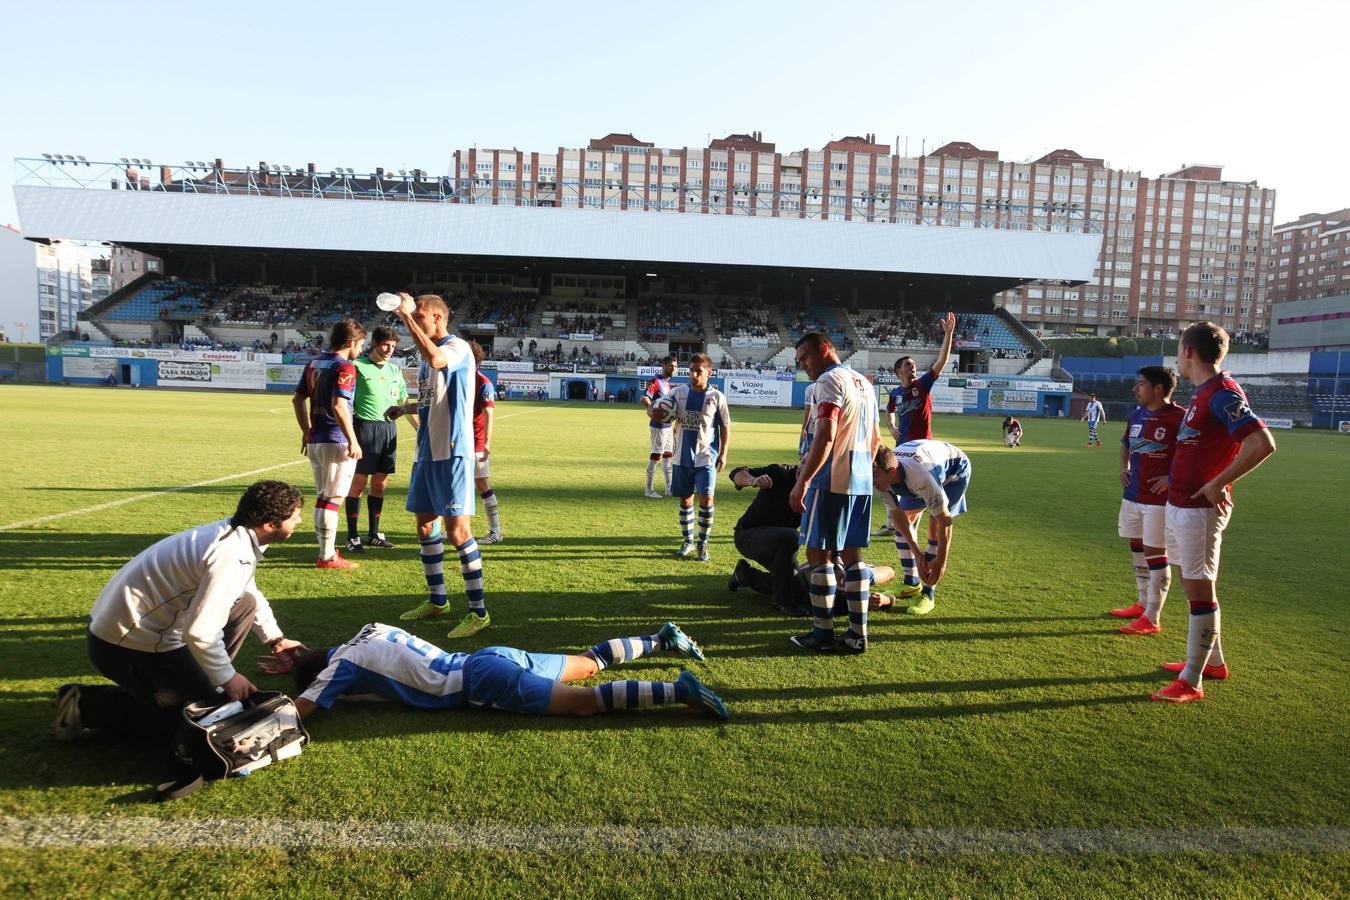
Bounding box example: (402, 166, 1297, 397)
(646, 458, 657, 492)
(366, 494, 383, 536)
(1129, 540, 1148, 605)
(344, 496, 361, 540)
(481, 489, 501, 533)
(586, 635, 659, 671)
(456, 538, 486, 615)
(696, 502, 714, 546)
(1145, 555, 1170, 623)
(420, 533, 447, 607)
(593, 680, 680, 711)
(1181, 600, 1219, 687)
(844, 562, 871, 644)
(808, 564, 837, 640)
(895, 534, 919, 587)
(314, 497, 340, 559)
(678, 504, 694, 542)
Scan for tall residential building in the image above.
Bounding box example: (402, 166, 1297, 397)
(36, 241, 110, 340)
(1267, 208, 1350, 303)
(0, 225, 38, 342)
(447, 134, 1275, 336)
(109, 244, 163, 291)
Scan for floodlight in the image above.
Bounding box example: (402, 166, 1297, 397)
(120, 158, 129, 164)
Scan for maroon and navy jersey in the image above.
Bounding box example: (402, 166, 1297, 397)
(295, 352, 356, 444)
(645, 376, 672, 430)
(1003, 418, 1021, 434)
(1121, 401, 1185, 506)
(887, 369, 937, 441)
(1169, 373, 1265, 509)
(472, 371, 495, 453)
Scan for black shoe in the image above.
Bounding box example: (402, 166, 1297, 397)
(365, 533, 395, 549)
(789, 632, 836, 653)
(345, 536, 365, 554)
(728, 560, 751, 592)
(834, 633, 868, 655)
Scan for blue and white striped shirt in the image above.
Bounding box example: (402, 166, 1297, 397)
(300, 622, 467, 710)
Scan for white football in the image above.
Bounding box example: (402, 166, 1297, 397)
(651, 395, 678, 423)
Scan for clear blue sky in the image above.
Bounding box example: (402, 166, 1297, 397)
(2, 0, 1345, 228)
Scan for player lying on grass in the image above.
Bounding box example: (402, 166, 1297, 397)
(260, 621, 729, 721)
(871, 441, 972, 616)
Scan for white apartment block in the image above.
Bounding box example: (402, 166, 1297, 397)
(449, 134, 1275, 337)
(36, 241, 110, 340)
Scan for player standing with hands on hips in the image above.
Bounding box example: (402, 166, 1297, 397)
(1152, 322, 1276, 703)
(386, 293, 492, 640)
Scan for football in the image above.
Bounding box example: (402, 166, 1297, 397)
(650, 395, 678, 423)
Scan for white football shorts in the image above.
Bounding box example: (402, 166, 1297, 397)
(1164, 503, 1231, 581)
(1118, 499, 1167, 548)
(475, 450, 491, 479)
(649, 425, 673, 457)
(307, 442, 357, 499)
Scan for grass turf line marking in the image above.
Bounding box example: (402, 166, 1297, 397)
(0, 460, 307, 532)
(0, 404, 561, 531)
(1, 817, 1346, 855)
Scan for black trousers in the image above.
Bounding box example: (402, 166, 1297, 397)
(733, 526, 811, 615)
(80, 594, 258, 737)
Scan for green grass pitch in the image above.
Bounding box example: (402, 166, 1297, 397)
(0, 384, 1346, 896)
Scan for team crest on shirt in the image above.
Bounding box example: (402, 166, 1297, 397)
(1154, 426, 1167, 441)
(1223, 398, 1252, 423)
(338, 371, 356, 389)
(1129, 424, 1142, 437)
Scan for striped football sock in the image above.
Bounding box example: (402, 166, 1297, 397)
(895, 534, 919, 586)
(808, 563, 836, 641)
(481, 489, 500, 533)
(844, 561, 871, 644)
(696, 502, 714, 545)
(1145, 554, 1171, 623)
(593, 680, 683, 712)
(1181, 600, 1220, 687)
(1129, 540, 1148, 605)
(456, 538, 486, 615)
(314, 497, 340, 559)
(586, 634, 660, 671)
(420, 533, 447, 607)
(678, 504, 694, 541)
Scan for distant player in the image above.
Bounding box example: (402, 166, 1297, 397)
(1152, 322, 1276, 704)
(789, 332, 880, 653)
(387, 293, 491, 640)
(652, 353, 730, 562)
(871, 441, 972, 616)
(262, 620, 727, 721)
(344, 326, 417, 555)
(1002, 416, 1022, 447)
(292, 319, 366, 569)
(1110, 366, 1185, 635)
(1082, 393, 1106, 447)
(875, 311, 956, 538)
(469, 341, 503, 544)
(640, 355, 677, 498)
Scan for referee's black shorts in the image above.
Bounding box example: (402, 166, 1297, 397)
(354, 418, 398, 475)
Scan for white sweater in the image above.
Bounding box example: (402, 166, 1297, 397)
(89, 519, 283, 685)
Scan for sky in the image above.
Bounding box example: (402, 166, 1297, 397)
(1, 0, 1346, 334)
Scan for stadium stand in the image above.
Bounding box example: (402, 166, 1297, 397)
(783, 307, 853, 352)
(459, 292, 538, 336)
(711, 299, 781, 342)
(101, 278, 228, 321)
(638, 297, 704, 340)
(539, 300, 622, 339)
(211, 285, 318, 326)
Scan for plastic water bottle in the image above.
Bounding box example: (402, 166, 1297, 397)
(375, 292, 401, 312)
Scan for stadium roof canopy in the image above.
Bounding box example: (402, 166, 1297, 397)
(15, 182, 1102, 304)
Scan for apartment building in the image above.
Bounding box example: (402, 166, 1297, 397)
(36, 241, 109, 340)
(449, 133, 1275, 337)
(1267, 208, 1350, 303)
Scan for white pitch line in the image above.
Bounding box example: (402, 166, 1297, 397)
(0, 460, 307, 532)
(0, 817, 1346, 855)
(494, 402, 568, 422)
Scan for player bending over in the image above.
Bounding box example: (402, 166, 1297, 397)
(652, 353, 731, 562)
(1110, 366, 1185, 635)
(640, 355, 677, 498)
(1001, 416, 1022, 447)
(871, 441, 972, 616)
(262, 621, 728, 721)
